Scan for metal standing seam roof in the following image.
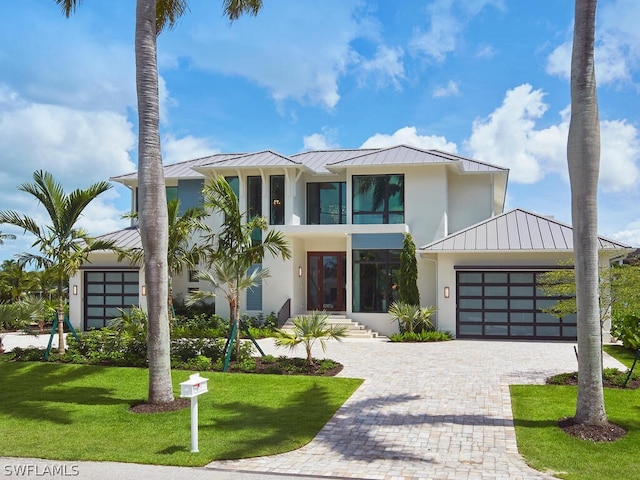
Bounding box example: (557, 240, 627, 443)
(291, 148, 382, 174)
(325, 144, 508, 174)
(194, 150, 303, 171)
(93, 225, 142, 250)
(110, 153, 248, 183)
(419, 208, 631, 252)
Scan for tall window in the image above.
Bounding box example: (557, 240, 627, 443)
(225, 176, 239, 198)
(307, 182, 346, 224)
(352, 174, 404, 224)
(270, 175, 285, 225)
(352, 249, 400, 313)
(247, 176, 262, 244)
(247, 176, 262, 218)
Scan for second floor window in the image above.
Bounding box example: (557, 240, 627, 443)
(307, 182, 346, 224)
(225, 176, 239, 198)
(270, 175, 285, 225)
(353, 174, 404, 224)
(247, 176, 262, 219)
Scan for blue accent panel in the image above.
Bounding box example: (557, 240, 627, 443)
(351, 233, 404, 249)
(246, 264, 263, 310)
(177, 179, 204, 214)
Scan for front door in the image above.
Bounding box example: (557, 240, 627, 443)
(307, 252, 346, 311)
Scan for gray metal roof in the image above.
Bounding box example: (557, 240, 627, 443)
(325, 145, 508, 174)
(420, 208, 631, 252)
(111, 153, 248, 183)
(291, 148, 381, 174)
(194, 150, 302, 171)
(94, 225, 142, 250)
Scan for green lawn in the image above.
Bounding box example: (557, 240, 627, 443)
(511, 346, 640, 480)
(0, 362, 362, 466)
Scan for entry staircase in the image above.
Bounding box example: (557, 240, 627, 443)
(280, 313, 380, 339)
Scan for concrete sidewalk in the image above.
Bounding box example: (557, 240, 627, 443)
(0, 333, 626, 479)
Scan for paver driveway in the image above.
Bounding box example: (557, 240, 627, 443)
(208, 338, 625, 480)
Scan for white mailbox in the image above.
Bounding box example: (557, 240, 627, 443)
(180, 373, 208, 398)
(179, 373, 209, 453)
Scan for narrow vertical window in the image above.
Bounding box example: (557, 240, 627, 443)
(270, 175, 285, 225)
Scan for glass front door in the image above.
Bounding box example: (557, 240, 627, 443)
(307, 252, 346, 311)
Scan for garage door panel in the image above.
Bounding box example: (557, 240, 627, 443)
(457, 270, 576, 340)
(84, 270, 140, 329)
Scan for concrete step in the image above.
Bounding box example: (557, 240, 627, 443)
(280, 314, 379, 339)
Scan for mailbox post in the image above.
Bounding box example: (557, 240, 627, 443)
(180, 373, 209, 453)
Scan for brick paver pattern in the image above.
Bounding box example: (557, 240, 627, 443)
(208, 339, 625, 480)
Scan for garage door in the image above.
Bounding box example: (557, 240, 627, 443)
(84, 270, 140, 329)
(456, 270, 576, 340)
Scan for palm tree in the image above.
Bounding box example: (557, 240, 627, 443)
(122, 198, 211, 321)
(274, 311, 348, 367)
(186, 257, 270, 332)
(0, 171, 117, 354)
(0, 231, 16, 245)
(0, 260, 38, 302)
(568, 0, 606, 426)
(202, 176, 291, 354)
(56, 0, 264, 404)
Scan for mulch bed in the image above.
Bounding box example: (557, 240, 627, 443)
(130, 398, 191, 414)
(558, 417, 627, 442)
(129, 357, 343, 414)
(547, 369, 634, 442)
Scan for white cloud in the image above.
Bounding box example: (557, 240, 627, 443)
(303, 133, 339, 151)
(0, 87, 136, 257)
(410, 0, 504, 62)
(161, 1, 392, 109)
(609, 221, 640, 248)
(466, 84, 640, 192)
(433, 80, 460, 98)
(361, 126, 458, 152)
(162, 134, 219, 164)
(546, 0, 640, 85)
(476, 44, 496, 58)
(358, 45, 405, 90)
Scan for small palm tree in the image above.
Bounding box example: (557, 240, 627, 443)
(274, 311, 347, 367)
(388, 301, 436, 334)
(108, 307, 147, 338)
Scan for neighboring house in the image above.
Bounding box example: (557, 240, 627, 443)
(68, 144, 630, 340)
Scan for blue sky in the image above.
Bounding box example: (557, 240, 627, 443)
(0, 0, 639, 263)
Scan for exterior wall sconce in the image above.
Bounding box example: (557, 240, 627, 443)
(141, 285, 146, 296)
(72, 285, 78, 296)
(444, 286, 450, 298)
(298, 266, 303, 278)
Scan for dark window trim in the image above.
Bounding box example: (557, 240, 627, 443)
(352, 174, 404, 224)
(306, 181, 347, 225)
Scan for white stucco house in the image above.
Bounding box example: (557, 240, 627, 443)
(68, 144, 629, 340)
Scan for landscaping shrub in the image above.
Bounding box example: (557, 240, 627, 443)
(611, 314, 640, 350)
(388, 330, 452, 342)
(172, 313, 228, 338)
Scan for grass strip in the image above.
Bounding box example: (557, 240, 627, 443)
(0, 362, 362, 466)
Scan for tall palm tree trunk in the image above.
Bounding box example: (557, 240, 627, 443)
(568, 0, 606, 425)
(136, 0, 173, 404)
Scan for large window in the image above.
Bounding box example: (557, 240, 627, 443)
(307, 182, 346, 225)
(353, 174, 404, 224)
(270, 175, 285, 225)
(352, 249, 400, 313)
